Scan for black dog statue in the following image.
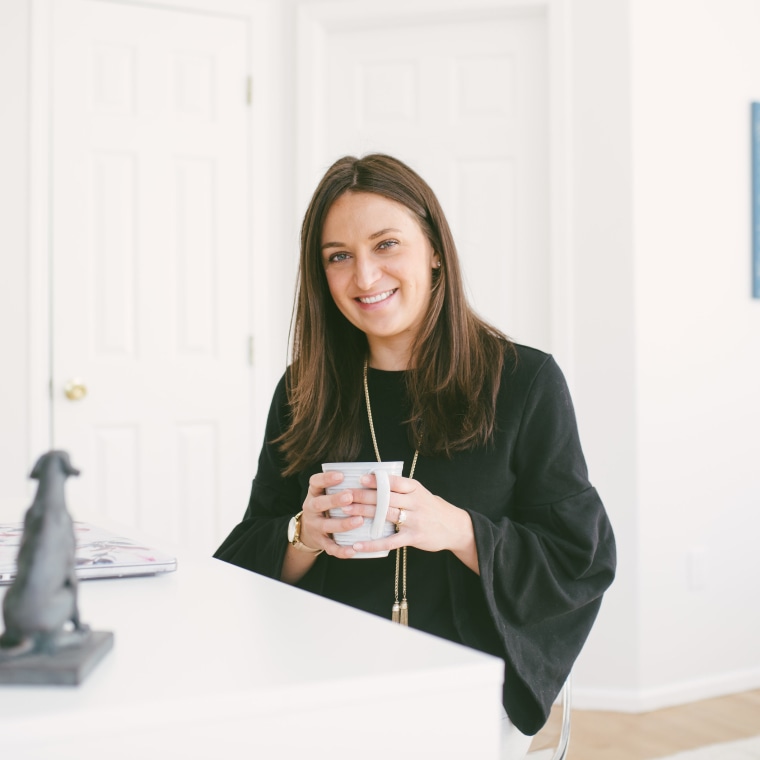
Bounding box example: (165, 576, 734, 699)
(0, 450, 90, 657)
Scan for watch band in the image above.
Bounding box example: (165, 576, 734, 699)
(288, 511, 323, 554)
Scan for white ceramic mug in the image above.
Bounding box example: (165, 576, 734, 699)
(322, 461, 403, 558)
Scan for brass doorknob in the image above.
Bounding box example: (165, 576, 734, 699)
(64, 379, 88, 401)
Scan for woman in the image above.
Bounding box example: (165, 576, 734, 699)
(215, 154, 616, 755)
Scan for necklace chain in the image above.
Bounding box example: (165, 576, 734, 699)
(362, 359, 419, 477)
(363, 358, 417, 626)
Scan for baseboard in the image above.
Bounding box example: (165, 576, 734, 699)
(573, 667, 760, 713)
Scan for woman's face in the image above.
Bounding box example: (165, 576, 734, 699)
(320, 191, 438, 367)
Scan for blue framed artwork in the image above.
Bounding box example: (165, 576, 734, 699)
(753, 102, 760, 298)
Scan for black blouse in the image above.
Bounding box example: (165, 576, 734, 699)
(214, 343, 616, 735)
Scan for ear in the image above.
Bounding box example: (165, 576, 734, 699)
(432, 253, 441, 269)
(58, 451, 81, 477)
(29, 454, 47, 480)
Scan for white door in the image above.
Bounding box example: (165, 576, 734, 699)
(50, 0, 252, 555)
(298, 5, 549, 349)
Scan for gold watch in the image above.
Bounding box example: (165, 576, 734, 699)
(287, 511, 323, 554)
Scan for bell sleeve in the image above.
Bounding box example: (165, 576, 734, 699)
(453, 354, 616, 735)
(213, 374, 307, 579)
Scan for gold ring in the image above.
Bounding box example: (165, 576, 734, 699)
(396, 508, 407, 527)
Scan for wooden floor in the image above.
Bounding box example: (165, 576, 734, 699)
(530, 688, 760, 760)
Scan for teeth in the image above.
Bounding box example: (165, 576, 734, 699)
(358, 289, 395, 304)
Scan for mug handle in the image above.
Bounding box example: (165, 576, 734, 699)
(369, 469, 391, 540)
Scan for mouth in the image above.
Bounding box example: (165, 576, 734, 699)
(356, 289, 397, 305)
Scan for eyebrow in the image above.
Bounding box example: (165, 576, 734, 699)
(321, 228, 402, 251)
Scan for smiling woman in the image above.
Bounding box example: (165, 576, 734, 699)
(214, 154, 616, 758)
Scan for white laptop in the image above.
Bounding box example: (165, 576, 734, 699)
(0, 521, 177, 585)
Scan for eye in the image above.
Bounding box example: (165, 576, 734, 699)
(376, 239, 399, 251)
(326, 251, 351, 264)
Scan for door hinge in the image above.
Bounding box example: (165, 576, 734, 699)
(246, 76, 252, 105)
(248, 335, 255, 366)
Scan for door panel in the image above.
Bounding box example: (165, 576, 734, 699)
(303, 8, 549, 348)
(51, 0, 251, 554)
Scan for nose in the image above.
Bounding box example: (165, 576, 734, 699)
(354, 254, 381, 291)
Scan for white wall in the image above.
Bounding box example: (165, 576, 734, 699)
(566, 0, 641, 705)
(1, 0, 759, 713)
(568, 0, 760, 711)
(631, 0, 760, 706)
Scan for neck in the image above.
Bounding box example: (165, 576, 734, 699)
(366, 337, 413, 371)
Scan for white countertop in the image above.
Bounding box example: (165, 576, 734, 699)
(0, 556, 504, 759)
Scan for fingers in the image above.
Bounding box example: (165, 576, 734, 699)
(304, 471, 352, 516)
(327, 512, 365, 534)
(330, 544, 359, 559)
(301, 480, 373, 557)
(360, 473, 417, 494)
(298, 510, 364, 559)
(338, 500, 378, 519)
(307, 469, 343, 496)
(301, 471, 362, 557)
(343, 499, 408, 528)
(351, 533, 404, 556)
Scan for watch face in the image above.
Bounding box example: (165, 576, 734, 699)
(287, 515, 297, 544)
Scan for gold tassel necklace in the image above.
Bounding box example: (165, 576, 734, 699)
(363, 359, 419, 626)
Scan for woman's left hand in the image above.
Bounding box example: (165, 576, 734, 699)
(341, 474, 480, 574)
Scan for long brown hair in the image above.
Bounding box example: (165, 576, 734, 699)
(278, 154, 513, 475)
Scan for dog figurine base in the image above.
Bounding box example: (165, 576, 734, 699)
(0, 629, 114, 685)
(0, 451, 113, 685)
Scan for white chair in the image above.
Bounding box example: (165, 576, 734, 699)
(526, 675, 572, 760)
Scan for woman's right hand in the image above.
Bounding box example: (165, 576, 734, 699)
(298, 470, 364, 559)
(282, 470, 368, 583)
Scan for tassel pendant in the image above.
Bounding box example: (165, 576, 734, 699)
(366, 363, 417, 630)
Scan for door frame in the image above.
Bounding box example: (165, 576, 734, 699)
(29, 0, 577, 467)
(295, 0, 575, 371)
(28, 0, 274, 467)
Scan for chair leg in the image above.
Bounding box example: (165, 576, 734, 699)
(550, 676, 572, 760)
